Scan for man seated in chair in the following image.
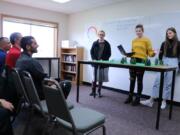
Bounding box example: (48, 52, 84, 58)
(16, 36, 71, 100)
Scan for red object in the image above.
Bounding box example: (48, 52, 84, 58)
(6, 46, 21, 69)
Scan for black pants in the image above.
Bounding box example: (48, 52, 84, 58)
(0, 108, 13, 135)
(59, 80, 72, 99)
(129, 58, 145, 98)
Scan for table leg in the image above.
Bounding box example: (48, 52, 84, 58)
(49, 59, 51, 77)
(169, 70, 176, 120)
(93, 66, 97, 98)
(58, 58, 60, 79)
(156, 72, 164, 130)
(76, 62, 80, 102)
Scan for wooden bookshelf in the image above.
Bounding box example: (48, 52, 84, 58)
(60, 47, 83, 83)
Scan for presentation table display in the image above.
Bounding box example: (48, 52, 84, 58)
(76, 60, 177, 130)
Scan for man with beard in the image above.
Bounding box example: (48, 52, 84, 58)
(16, 36, 71, 100)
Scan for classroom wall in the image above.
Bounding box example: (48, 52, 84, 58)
(0, 1, 69, 52)
(68, 0, 180, 101)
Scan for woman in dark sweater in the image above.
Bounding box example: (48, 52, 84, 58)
(90, 30, 111, 97)
(141, 27, 180, 109)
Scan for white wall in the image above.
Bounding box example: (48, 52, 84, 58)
(0, 1, 69, 50)
(68, 0, 180, 101)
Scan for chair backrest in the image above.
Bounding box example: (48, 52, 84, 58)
(43, 79, 76, 129)
(21, 71, 43, 111)
(11, 68, 30, 103)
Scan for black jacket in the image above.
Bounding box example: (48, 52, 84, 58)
(90, 40, 111, 60)
(159, 41, 180, 60)
(90, 40, 111, 68)
(16, 52, 47, 100)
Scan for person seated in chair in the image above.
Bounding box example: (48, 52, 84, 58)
(0, 37, 11, 100)
(0, 37, 11, 74)
(6, 32, 22, 70)
(16, 36, 71, 100)
(5, 33, 23, 108)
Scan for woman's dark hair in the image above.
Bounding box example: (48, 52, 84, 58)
(20, 36, 34, 51)
(10, 32, 21, 45)
(164, 27, 179, 56)
(135, 24, 144, 32)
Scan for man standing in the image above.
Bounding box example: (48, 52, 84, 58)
(6, 32, 22, 69)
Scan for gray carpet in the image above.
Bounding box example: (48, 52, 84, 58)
(14, 85, 180, 135)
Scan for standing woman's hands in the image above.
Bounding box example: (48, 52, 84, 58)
(152, 49, 156, 57)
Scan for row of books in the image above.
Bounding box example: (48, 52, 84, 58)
(64, 65, 76, 72)
(63, 55, 76, 62)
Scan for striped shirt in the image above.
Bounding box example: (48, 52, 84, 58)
(132, 37, 155, 60)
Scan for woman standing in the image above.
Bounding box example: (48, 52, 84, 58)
(141, 27, 180, 109)
(125, 24, 155, 106)
(90, 30, 111, 97)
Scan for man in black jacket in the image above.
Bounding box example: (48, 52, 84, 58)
(90, 30, 111, 97)
(16, 36, 71, 100)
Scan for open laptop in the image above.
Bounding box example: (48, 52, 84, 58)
(117, 45, 135, 57)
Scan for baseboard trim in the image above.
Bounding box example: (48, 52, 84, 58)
(82, 81, 180, 107)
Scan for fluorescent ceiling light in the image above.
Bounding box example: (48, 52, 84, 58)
(52, 0, 71, 3)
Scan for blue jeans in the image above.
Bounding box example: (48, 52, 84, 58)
(151, 57, 178, 100)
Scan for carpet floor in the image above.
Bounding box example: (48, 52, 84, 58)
(14, 85, 180, 135)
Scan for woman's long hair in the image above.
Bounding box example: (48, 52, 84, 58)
(164, 27, 179, 56)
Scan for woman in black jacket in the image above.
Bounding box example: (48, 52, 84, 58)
(90, 30, 111, 97)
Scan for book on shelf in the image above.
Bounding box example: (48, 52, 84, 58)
(64, 55, 76, 62)
(64, 65, 76, 72)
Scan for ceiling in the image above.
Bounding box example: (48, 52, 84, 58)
(3, 0, 128, 14)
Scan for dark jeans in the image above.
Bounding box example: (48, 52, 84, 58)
(129, 58, 145, 98)
(59, 80, 72, 99)
(0, 108, 13, 135)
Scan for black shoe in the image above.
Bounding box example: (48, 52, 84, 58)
(124, 96, 133, 104)
(98, 90, 102, 98)
(89, 92, 97, 96)
(132, 97, 140, 106)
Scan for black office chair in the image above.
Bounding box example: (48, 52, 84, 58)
(21, 71, 47, 113)
(21, 71, 74, 113)
(11, 68, 30, 103)
(2, 68, 30, 124)
(43, 79, 106, 135)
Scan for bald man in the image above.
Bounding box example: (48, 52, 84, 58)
(0, 37, 13, 135)
(0, 37, 11, 74)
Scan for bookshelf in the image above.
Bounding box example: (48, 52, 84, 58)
(60, 47, 83, 83)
